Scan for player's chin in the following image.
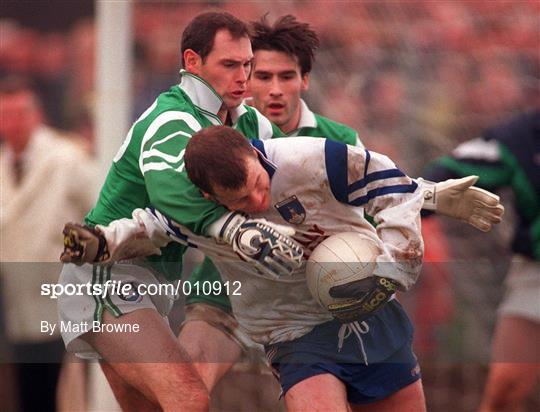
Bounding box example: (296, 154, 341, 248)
(225, 94, 245, 108)
(263, 112, 283, 124)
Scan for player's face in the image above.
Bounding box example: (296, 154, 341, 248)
(249, 50, 309, 133)
(187, 30, 253, 110)
(210, 153, 271, 214)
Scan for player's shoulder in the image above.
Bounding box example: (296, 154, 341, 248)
(311, 113, 358, 145)
(133, 86, 202, 138)
(237, 104, 275, 140)
(262, 136, 326, 167)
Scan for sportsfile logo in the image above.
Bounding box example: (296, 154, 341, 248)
(41, 280, 242, 299)
(41, 280, 150, 300)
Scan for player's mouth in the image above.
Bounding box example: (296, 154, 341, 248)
(231, 90, 245, 99)
(267, 102, 285, 116)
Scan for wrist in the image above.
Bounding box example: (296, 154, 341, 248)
(416, 178, 437, 211)
(207, 211, 247, 243)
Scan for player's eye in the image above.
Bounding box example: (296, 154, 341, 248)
(254, 74, 270, 81)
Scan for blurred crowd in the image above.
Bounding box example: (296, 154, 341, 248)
(0, 1, 537, 170)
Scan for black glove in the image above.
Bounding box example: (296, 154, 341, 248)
(327, 276, 398, 323)
(60, 222, 110, 265)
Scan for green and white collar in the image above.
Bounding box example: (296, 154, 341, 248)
(179, 70, 246, 125)
(286, 99, 317, 136)
(297, 99, 317, 129)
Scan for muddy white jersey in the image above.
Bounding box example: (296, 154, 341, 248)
(106, 136, 424, 345)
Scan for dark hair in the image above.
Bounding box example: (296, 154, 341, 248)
(185, 126, 255, 195)
(181, 12, 250, 67)
(250, 15, 320, 75)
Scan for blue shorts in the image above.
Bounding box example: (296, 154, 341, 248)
(266, 300, 421, 405)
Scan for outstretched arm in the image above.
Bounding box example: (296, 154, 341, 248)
(61, 208, 304, 278)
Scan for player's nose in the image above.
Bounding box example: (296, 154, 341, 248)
(269, 78, 283, 96)
(236, 66, 249, 83)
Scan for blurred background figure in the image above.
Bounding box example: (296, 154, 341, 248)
(424, 111, 540, 412)
(0, 77, 97, 411)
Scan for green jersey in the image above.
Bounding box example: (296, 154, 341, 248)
(285, 100, 361, 146)
(85, 71, 274, 280)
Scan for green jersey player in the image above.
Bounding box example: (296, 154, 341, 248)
(59, 12, 301, 411)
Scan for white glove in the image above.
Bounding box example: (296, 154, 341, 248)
(96, 209, 171, 263)
(418, 176, 504, 232)
(208, 211, 304, 277)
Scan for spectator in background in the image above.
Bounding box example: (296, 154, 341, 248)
(62, 18, 96, 149)
(0, 76, 97, 411)
(424, 111, 540, 412)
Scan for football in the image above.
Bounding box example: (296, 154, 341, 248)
(306, 232, 381, 309)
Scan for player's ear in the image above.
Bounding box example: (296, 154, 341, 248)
(201, 191, 212, 200)
(184, 49, 202, 75)
(301, 73, 310, 92)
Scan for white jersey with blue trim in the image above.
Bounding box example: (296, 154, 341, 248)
(252, 137, 424, 289)
(111, 136, 424, 345)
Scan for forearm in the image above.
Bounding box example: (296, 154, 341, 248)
(369, 191, 425, 291)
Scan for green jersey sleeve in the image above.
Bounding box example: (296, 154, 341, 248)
(140, 115, 228, 236)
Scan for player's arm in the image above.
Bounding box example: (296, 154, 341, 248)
(324, 140, 424, 289)
(348, 146, 425, 291)
(426, 136, 515, 188)
(337, 130, 502, 230)
(61, 209, 171, 264)
(417, 137, 507, 231)
(61, 206, 302, 279)
(319, 140, 423, 322)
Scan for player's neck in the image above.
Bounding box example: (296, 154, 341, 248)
(280, 107, 302, 134)
(217, 106, 233, 125)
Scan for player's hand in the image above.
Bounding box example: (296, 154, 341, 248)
(60, 223, 110, 265)
(419, 176, 504, 232)
(327, 276, 398, 323)
(211, 211, 304, 278)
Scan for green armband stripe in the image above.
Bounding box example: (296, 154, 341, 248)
(436, 156, 508, 189)
(104, 266, 122, 317)
(92, 265, 104, 323)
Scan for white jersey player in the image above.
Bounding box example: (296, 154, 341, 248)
(79, 130, 424, 346)
(60, 125, 504, 410)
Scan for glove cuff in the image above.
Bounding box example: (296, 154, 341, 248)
(416, 178, 437, 211)
(89, 226, 110, 262)
(207, 211, 248, 244)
